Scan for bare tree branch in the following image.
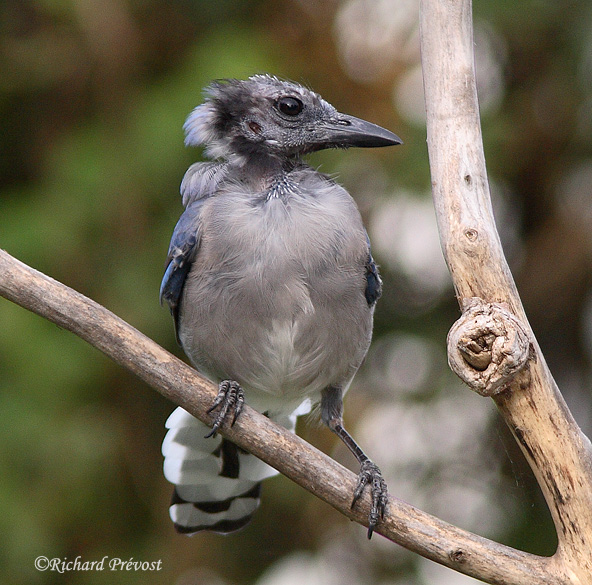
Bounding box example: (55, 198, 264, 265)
(421, 0, 592, 583)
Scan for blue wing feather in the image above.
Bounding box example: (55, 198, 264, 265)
(364, 232, 382, 306)
(160, 162, 227, 341)
(159, 203, 202, 341)
(159, 229, 198, 310)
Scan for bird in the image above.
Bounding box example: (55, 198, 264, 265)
(160, 74, 401, 538)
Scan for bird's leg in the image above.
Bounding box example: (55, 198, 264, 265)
(205, 380, 245, 438)
(332, 423, 388, 538)
(321, 386, 388, 539)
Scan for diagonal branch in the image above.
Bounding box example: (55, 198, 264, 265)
(421, 0, 592, 583)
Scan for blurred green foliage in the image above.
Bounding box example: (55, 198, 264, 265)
(1, 1, 591, 584)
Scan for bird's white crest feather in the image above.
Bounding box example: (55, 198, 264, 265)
(183, 103, 218, 148)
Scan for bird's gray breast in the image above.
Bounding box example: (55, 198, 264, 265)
(178, 175, 373, 411)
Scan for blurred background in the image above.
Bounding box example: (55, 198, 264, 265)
(1, 0, 591, 583)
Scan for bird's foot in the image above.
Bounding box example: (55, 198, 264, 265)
(205, 380, 245, 439)
(351, 459, 388, 539)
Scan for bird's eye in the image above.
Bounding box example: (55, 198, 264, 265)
(276, 97, 303, 117)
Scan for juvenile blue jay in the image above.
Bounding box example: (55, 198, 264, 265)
(160, 75, 401, 538)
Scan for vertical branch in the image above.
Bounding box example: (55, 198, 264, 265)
(420, 0, 592, 582)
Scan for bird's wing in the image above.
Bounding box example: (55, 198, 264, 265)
(364, 231, 382, 306)
(160, 162, 227, 340)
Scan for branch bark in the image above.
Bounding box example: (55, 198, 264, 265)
(421, 0, 592, 583)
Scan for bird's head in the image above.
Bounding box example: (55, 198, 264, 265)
(184, 75, 401, 163)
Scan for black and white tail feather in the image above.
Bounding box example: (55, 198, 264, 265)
(163, 403, 309, 534)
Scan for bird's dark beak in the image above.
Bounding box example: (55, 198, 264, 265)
(317, 114, 402, 149)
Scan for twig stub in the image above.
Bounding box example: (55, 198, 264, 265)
(447, 298, 531, 396)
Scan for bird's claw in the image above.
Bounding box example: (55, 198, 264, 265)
(205, 380, 244, 438)
(351, 460, 388, 539)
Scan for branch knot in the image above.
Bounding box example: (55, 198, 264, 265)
(447, 298, 531, 396)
